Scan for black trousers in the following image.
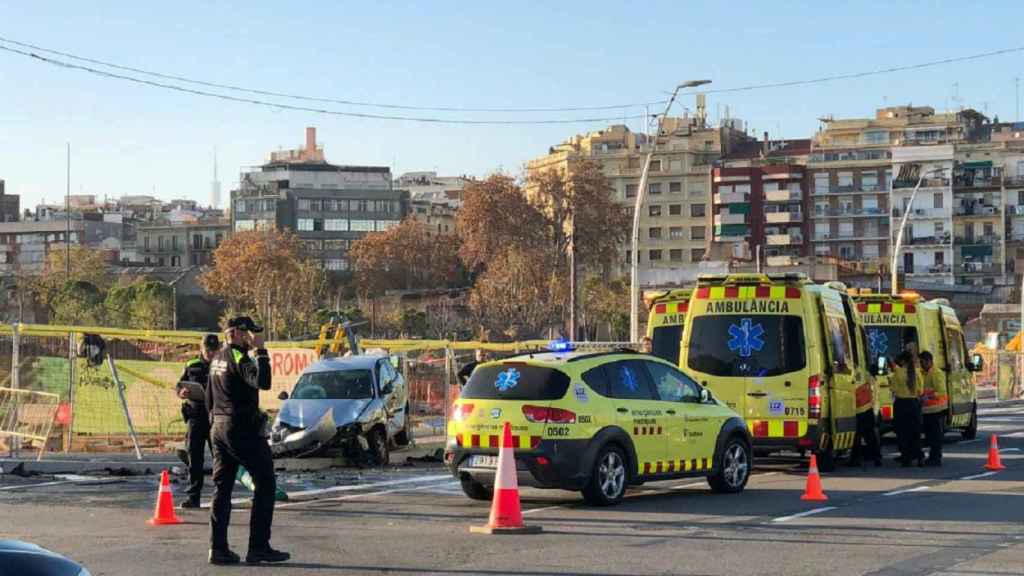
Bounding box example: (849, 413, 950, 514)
(923, 412, 944, 462)
(184, 408, 210, 501)
(210, 419, 276, 552)
(894, 398, 923, 463)
(850, 409, 881, 464)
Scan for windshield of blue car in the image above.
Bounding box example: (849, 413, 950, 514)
(291, 370, 374, 400)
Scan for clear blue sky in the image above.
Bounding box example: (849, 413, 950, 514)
(2, 1, 1023, 210)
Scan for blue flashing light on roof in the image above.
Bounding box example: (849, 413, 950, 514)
(548, 338, 574, 353)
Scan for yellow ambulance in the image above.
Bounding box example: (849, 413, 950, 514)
(678, 273, 871, 471)
(644, 289, 692, 365)
(851, 291, 982, 439)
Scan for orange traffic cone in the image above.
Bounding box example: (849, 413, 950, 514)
(470, 422, 542, 535)
(800, 454, 828, 502)
(147, 470, 183, 525)
(985, 434, 1006, 471)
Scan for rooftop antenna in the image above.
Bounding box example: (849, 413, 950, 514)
(210, 147, 221, 209)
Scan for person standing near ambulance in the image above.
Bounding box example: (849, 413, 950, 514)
(176, 334, 220, 508)
(206, 316, 289, 566)
(919, 351, 947, 466)
(891, 341, 924, 467)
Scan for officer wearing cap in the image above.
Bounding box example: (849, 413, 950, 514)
(176, 333, 221, 508)
(206, 316, 289, 565)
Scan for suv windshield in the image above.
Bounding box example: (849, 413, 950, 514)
(292, 369, 374, 400)
(865, 325, 918, 364)
(688, 315, 806, 377)
(651, 325, 683, 364)
(461, 364, 571, 401)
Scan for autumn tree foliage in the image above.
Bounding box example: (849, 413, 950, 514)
(200, 229, 325, 339)
(349, 219, 462, 295)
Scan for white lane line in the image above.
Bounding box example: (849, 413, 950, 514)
(277, 480, 458, 508)
(883, 486, 930, 496)
(771, 506, 837, 523)
(285, 474, 452, 499)
(0, 480, 77, 491)
(960, 471, 998, 481)
(523, 504, 565, 515)
(1000, 448, 1022, 453)
(959, 439, 984, 445)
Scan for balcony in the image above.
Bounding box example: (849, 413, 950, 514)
(953, 172, 1001, 190)
(714, 212, 746, 226)
(1005, 175, 1024, 187)
(766, 255, 803, 267)
(764, 189, 801, 203)
(955, 234, 1000, 246)
(899, 264, 953, 275)
(815, 230, 888, 242)
(767, 233, 804, 246)
(713, 192, 750, 204)
(958, 262, 998, 275)
(765, 211, 802, 224)
(954, 205, 1001, 217)
(817, 207, 887, 218)
(891, 207, 950, 219)
(906, 232, 952, 246)
(893, 177, 950, 190)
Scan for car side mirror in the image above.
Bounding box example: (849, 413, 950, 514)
(277, 391, 289, 401)
(876, 356, 890, 376)
(968, 353, 984, 372)
(700, 388, 713, 404)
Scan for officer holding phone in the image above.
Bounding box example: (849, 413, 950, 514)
(206, 316, 289, 565)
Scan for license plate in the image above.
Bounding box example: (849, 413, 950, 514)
(469, 455, 499, 468)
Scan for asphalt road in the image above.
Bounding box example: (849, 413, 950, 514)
(3, 403, 1024, 576)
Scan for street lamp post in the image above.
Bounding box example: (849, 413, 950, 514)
(630, 79, 711, 343)
(890, 166, 949, 295)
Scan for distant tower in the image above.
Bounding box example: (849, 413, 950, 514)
(210, 148, 221, 209)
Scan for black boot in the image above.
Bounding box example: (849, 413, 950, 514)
(246, 547, 291, 564)
(209, 549, 241, 565)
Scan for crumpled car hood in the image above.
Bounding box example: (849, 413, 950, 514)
(276, 399, 372, 429)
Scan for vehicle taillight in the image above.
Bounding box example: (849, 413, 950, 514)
(808, 375, 822, 419)
(522, 405, 576, 424)
(452, 403, 474, 421)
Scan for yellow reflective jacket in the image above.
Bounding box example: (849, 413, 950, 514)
(921, 369, 948, 415)
(890, 363, 924, 399)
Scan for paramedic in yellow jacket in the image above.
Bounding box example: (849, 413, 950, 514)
(890, 342, 925, 467)
(919, 351, 947, 466)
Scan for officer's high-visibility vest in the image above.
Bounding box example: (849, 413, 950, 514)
(890, 363, 924, 400)
(921, 369, 948, 415)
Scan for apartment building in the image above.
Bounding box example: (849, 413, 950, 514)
(133, 219, 230, 268)
(711, 138, 811, 267)
(232, 127, 407, 272)
(0, 219, 122, 273)
(527, 105, 751, 285)
(890, 145, 955, 284)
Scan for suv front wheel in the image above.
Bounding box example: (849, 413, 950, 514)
(708, 436, 751, 493)
(582, 445, 628, 506)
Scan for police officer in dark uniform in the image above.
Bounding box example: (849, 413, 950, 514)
(176, 334, 220, 508)
(206, 317, 289, 566)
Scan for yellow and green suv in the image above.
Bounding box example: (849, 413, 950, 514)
(445, 347, 751, 506)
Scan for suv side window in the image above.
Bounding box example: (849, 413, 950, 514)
(645, 361, 702, 403)
(581, 365, 610, 397)
(607, 360, 656, 400)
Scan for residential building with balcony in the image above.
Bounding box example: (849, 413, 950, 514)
(526, 101, 753, 286)
(131, 219, 230, 268)
(890, 145, 956, 285)
(231, 127, 407, 273)
(0, 219, 122, 273)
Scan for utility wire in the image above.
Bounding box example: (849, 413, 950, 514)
(0, 44, 646, 125)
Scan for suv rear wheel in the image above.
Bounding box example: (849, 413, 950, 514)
(460, 476, 492, 501)
(582, 445, 628, 506)
(708, 436, 751, 493)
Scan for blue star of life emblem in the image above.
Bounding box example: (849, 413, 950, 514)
(495, 368, 520, 392)
(867, 329, 888, 357)
(727, 318, 765, 358)
(619, 365, 638, 392)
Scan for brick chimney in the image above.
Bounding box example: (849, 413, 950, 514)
(305, 127, 316, 155)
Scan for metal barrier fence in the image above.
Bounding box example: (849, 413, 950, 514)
(0, 323, 635, 458)
(972, 348, 1024, 401)
(0, 387, 60, 460)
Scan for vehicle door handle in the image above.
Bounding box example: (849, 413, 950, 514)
(666, 409, 676, 415)
(747, 392, 767, 398)
(784, 381, 792, 387)
(617, 407, 628, 413)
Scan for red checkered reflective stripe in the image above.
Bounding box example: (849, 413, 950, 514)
(510, 435, 520, 449)
(752, 421, 769, 437)
(530, 436, 541, 448)
(488, 435, 500, 448)
(881, 302, 892, 313)
(677, 301, 689, 313)
(643, 462, 652, 474)
(471, 434, 481, 447)
(655, 303, 667, 313)
(857, 303, 868, 313)
(696, 287, 710, 299)
(656, 461, 663, 473)
(783, 420, 800, 437)
(666, 460, 675, 473)
(455, 434, 464, 447)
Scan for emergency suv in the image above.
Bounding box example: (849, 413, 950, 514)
(678, 273, 874, 471)
(851, 290, 982, 439)
(445, 346, 751, 506)
(645, 289, 692, 365)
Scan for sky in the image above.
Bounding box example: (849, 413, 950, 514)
(1, 1, 1023, 211)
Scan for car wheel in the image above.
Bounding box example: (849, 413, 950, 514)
(962, 403, 978, 440)
(581, 444, 628, 506)
(708, 435, 751, 493)
(395, 404, 412, 446)
(460, 476, 492, 501)
(368, 427, 389, 466)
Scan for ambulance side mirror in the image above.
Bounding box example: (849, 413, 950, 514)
(875, 356, 890, 376)
(968, 353, 984, 373)
(278, 391, 289, 401)
(700, 387, 714, 404)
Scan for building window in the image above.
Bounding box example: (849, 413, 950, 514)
(839, 222, 854, 237)
(669, 226, 684, 239)
(934, 222, 944, 236)
(158, 236, 164, 250)
(863, 131, 889, 145)
(933, 193, 943, 209)
(649, 183, 662, 195)
(235, 220, 255, 231)
(814, 173, 830, 194)
(298, 199, 311, 211)
(215, 233, 223, 246)
(669, 204, 681, 216)
(325, 219, 347, 231)
(861, 171, 879, 191)
(650, 160, 662, 172)
(691, 226, 706, 240)
(691, 248, 705, 262)
(144, 237, 150, 250)
(625, 184, 637, 198)
(649, 227, 662, 239)
(297, 218, 314, 231)
(984, 222, 994, 236)
(885, 169, 893, 191)
(356, 200, 369, 212)
(376, 220, 400, 231)
(236, 201, 247, 214)
(649, 249, 663, 261)
(669, 249, 683, 261)
(350, 220, 375, 232)
(669, 182, 682, 194)
(324, 258, 348, 271)
(690, 203, 706, 217)
(689, 184, 704, 198)
(837, 172, 853, 190)
(839, 245, 855, 260)
(649, 205, 662, 217)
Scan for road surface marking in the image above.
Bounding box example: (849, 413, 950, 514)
(523, 505, 565, 515)
(883, 486, 930, 496)
(0, 476, 124, 491)
(0, 480, 77, 491)
(959, 439, 984, 445)
(960, 472, 998, 481)
(285, 474, 452, 499)
(771, 507, 837, 523)
(277, 480, 457, 508)
(1000, 448, 1022, 452)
